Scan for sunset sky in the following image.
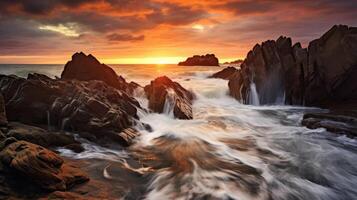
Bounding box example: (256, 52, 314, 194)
(1, 0, 357, 64)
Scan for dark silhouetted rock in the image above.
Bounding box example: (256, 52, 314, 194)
(0, 93, 7, 126)
(228, 25, 357, 107)
(0, 74, 141, 146)
(305, 25, 357, 106)
(144, 76, 194, 119)
(0, 141, 89, 191)
(228, 36, 304, 105)
(61, 52, 140, 94)
(178, 54, 219, 66)
(210, 67, 239, 80)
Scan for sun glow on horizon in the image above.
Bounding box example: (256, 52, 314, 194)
(103, 56, 185, 64)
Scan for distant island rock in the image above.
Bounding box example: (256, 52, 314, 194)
(223, 59, 243, 65)
(178, 54, 219, 66)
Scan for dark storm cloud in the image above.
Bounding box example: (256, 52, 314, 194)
(106, 33, 145, 42)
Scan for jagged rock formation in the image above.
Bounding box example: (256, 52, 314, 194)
(210, 67, 239, 80)
(178, 54, 219, 66)
(228, 25, 357, 107)
(144, 76, 194, 119)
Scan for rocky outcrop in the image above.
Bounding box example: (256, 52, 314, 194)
(144, 76, 194, 119)
(210, 67, 239, 80)
(61, 52, 139, 94)
(0, 93, 7, 126)
(228, 25, 357, 107)
(0, 73, 141, 146)
(178, 54, 219, 66)
(0, 140, 89, 191)
(304, 25, 357, 106)
(302, 112, 357, 136)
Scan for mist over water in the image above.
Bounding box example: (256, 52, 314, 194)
(2, 64, 357, 199)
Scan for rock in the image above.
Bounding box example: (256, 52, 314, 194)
(178, 54, 219, 66)
(228, 25, 357, 107)
(0, 93, 7, 126)
(210, 67, 239, 80)
(43, 191, 88, 200)
(5, 122, 81, 151)
(0, 74, 141, 146)
(61, 52, 140, 94)
(228, 70, 245, 101)
(0, 141, 89, 191)
(305, 25, 357, 106)
(144, 76, 194, 119)
(223, 59, 244, 65)
(302, 112, 357, 136)
(228, 36, 303, 105)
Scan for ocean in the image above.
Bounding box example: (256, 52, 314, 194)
(0, 64, 356, 199)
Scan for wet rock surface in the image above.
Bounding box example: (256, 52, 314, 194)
(302, 111, 357, 137)
(178, 54, 219, 66)
(227, 25, 357, 107)
(144, 76, 194, 119)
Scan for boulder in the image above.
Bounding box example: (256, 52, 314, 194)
(144, 76, 194, 119)
(0, 141, 89, 191)
(178, 54, 219, 66)
(302, 112, 357, 136)
(5, 122, 82, 151)
(61, 52, 140, 94)
(210, 67, 239, 80)
(0, 93, 7, 126)
(0, 74, 141, 146)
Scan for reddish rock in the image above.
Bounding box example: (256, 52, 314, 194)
(0, 141, 89, 191)
(178, 54, 219, 66)
(210, 67, 239, 80)
(144, 76, 194, 119)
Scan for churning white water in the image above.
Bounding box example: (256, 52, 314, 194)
(248, 82, 260, 106)
(2, 64, 356, 200)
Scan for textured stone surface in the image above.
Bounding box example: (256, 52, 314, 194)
(0, 141, 89, 191)
(228, 25, 357, 107)
(144, 76, 194, 119)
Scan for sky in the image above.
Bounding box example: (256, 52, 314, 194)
(0, 0, 357, 64)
